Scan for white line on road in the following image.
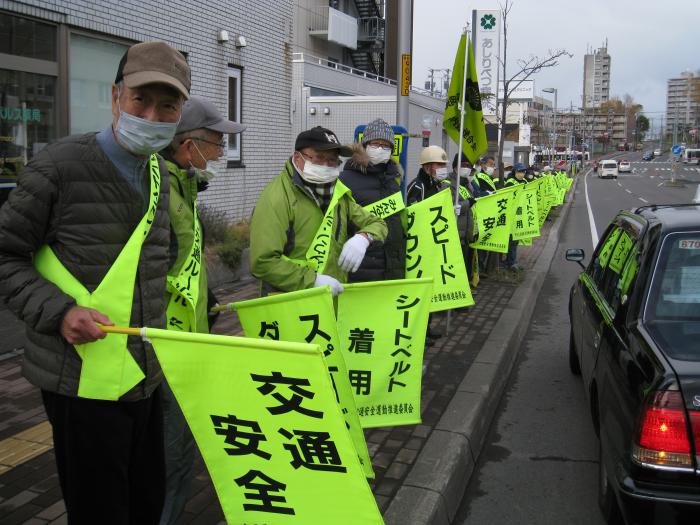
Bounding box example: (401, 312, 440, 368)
(617, 182, 622, 187)
(658, 182, 664, 187)
(584, 169, 598, 249)
(639, 197, 648, 203)
(625, 189, 632, 193)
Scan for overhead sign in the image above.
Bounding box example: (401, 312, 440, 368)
(672, 145, 682, 155)
(471, 9, 501, 117)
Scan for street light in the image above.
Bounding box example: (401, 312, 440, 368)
(543, 88, 558, 165)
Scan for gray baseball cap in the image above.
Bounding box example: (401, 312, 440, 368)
(176, 96, 246, 135)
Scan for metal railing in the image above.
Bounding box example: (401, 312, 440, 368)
(358, 17, 385, 42)
(292, 52, 396, 86)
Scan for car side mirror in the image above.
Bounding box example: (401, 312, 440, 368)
(565, 248, 586, 269)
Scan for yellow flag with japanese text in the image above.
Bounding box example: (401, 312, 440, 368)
(405, 189, 474, 312)
(336, 279, 432, 428)
(470, 186, 518, 253)
(233, 287, 373, 478)
(149, 328, 383, 524)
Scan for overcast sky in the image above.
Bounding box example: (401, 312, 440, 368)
(412, 0, 699, 131)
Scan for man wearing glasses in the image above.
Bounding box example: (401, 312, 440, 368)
(249, 126, 387, 295)
(158, 95, 244, 525)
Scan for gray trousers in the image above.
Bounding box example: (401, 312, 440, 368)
(160, 379, 196, 525)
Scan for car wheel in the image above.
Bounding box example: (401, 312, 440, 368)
(598, 440, 623, 524)
(569, 328, 581, 375)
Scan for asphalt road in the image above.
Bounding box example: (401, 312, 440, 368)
(454, 160, 699, 525)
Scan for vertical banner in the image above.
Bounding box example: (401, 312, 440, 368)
(470, 186, 518, 253)
(233, 288, 373, 479)
(535, 178, 547, 228)
(336, 279, 432, 428)
(471, 9, 501, 117)
(442, 33, 488, 162)
(511, 184, 540, 241)
(149, 329, 383, 524)
(404, 189, 474, 311)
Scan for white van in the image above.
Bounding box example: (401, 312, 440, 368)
(599, 159, 618, 179)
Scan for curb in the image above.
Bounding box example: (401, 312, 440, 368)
(383, 173, 582, 525)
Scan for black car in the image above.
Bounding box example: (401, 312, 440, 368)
(566, 204, 700, 524)
(642, 152, 654, 161)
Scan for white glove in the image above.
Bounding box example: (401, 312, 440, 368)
(454, 204, 462, 216)
(314, 274, 344, 296)
(338, 234, 370, 272)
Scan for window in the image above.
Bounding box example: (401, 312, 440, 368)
(227, 66, 242, 163)
(0, 12, 56, 61)
(69, 34, 128, 134)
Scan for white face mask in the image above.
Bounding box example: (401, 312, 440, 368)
(191, 141, 217, 181)
(295, 156, 340, 184)
(485, 166, 495, 176)
(366, 145, 391, 165)
(433, 167, 449, 180)
(459, 167, 472, 178)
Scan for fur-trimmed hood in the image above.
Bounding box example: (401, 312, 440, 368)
(344, 143, 403, 178)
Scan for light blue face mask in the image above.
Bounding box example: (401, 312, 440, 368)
(114, 101, 179, 156)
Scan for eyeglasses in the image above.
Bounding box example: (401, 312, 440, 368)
(299, 152, 341, 167)
(194, 137, 226, 150)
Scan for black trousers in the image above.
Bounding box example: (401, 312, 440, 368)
(42, 388, 165, 525)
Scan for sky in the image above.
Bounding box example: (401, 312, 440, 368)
(412, 0, 699, 132)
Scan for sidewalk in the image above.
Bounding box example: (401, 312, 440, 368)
(0, 181, 575, 524)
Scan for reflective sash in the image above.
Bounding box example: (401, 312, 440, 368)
(34, 155, 161, 400)
(363, 190, 405, 219)
(166, 201, 205, 333)
(476, 172, 497, 191)
(304, 180, 352, 273)
(458, 185, 471, 200)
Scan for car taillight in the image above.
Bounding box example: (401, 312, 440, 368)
(633, 391, 693, 469)
(691, 412, 700, 466)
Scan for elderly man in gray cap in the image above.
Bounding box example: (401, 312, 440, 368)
(158, 95, 245, 525)
(0, 40, 190, 523)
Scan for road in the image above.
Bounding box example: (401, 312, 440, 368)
(454, 155, 699, 525)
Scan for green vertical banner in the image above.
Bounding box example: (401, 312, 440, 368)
(510, 184, 540, 241)
(608, 231, 633, 274)
(149, 328, 383, 524)
(405, 189, 473, 311)
(470, 186, 518, 253)
(442, 32, 488, 162)
(535, 178, 547, 228)
(233, 288, 373, 479)
(336, 279, 432, 428)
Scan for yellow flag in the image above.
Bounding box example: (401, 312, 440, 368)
(405, 189, 474, 311)
(233, 287, 374, 478)
(149, 328, 384, 524)
(443, 33, 488, 163)
(336, 279, 432, 428)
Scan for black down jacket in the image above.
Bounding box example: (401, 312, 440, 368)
(0, 133, 170, 400)
(340, 144, 405, 282)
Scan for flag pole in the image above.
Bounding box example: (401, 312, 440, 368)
(447, 26, 471, 338)
(99, 325, 142, 336)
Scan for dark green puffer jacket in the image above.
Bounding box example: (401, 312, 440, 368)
(0, 133, 170, 401)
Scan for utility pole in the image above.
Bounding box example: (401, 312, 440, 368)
(396, 0, 412, 128)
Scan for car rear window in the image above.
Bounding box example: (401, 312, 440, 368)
(602, 162, 617, 169)
(646, 234, 700, 321)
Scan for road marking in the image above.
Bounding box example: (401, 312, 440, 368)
(584, 169, 598, 249)
(617, 182, 622, 187)
(658, 182, 664, 187)
(625, 189, 632, 194)
(639, 197, 648, 203)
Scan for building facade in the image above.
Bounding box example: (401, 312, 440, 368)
(0, 0, 294, 219)
(665, 70, 699, 140)
(582, 43, 611, 109)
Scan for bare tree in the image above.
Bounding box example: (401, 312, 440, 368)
(495, 0, 572, 183)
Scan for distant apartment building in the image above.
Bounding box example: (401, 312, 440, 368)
(665, 70, 699, 139)
(582, 43, 611, 109)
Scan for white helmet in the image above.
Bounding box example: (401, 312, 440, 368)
(420, 145, 448, 165)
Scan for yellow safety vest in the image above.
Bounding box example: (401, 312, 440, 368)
(34, 155, 161, 400)
(165, 196, 206, 334)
